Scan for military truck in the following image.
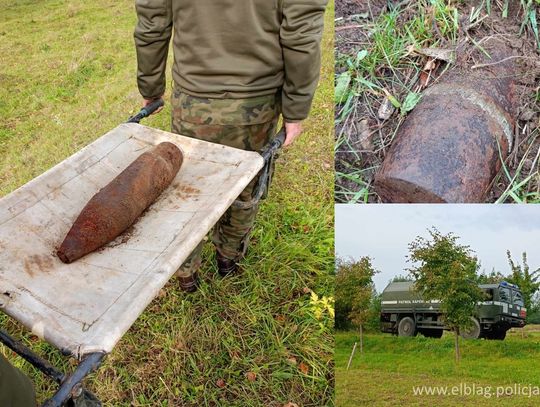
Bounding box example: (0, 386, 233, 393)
(380, 281, 526, 340)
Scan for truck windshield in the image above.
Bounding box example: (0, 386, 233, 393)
(499, 287, 511, 303)
(512, 290, 524, 307)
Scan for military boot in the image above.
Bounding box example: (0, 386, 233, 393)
(216, 252, 239, 277)
(177, 271, 199, 293)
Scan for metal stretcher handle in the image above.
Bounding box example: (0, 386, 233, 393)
(232, 128, 286, 209)
(127, 98, 164, 124)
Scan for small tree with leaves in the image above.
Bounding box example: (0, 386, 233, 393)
(408, 228, 483, 363)
(506, 251, 540, 314)
(335, 257, 378, 366)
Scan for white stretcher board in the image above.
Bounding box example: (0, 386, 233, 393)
(0, 123, 264, 359)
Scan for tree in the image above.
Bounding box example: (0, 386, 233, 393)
(335, 257, 378, 330)
(390, 274, 413, 283)
(506, 251, 540, 314)
(335, 256, 378, 364)
(365, 292, 382, 332)
(477, 268, 506, 284)
(408, 228, 483, 363)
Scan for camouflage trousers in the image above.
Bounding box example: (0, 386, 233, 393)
(171, 88, 280, 277)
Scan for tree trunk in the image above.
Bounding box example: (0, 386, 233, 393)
(454, 328, 460, 363)
(359, 325, 364, 355)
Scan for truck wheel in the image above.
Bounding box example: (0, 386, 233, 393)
(423, 329, 443, 338)
(461, 317, 481, 340)
(397, 317, 416, 337)
(491, 329, 507, 340)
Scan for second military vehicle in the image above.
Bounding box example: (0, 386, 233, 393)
(380, 281, 526, 340)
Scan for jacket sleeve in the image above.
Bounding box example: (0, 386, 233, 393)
(134, 0, 173, 99)
(280, 0, 327, 122)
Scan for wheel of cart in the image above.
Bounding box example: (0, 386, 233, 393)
(0, 100, 285, 406)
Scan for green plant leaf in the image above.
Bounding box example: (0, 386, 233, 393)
(356, 50, 368, 65)
(400, 91, 422, 115)
(335, 71, 352, 104)
(385, 92, 401, 109)
(529, 9, 539, 49)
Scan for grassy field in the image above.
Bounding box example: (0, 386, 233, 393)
(336, 326, 540, 407)
(0, 1, 335, 406)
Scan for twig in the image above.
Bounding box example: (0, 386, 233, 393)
(471, 55, 533, 69)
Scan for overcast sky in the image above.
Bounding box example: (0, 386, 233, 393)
(335, 205, 540, 293)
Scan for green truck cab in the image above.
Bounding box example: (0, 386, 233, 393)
(380, 281, 526, 340)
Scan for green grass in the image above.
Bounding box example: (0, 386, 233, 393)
(336, 327, 540, 406)
(0, 1, 335, 406)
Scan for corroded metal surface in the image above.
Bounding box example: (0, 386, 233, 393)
(374, 44, 517, 203)
(57, 142, 183, 263)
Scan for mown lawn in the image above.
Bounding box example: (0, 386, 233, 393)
(0, 1, 335, 406)
(336, 328, 540, 407)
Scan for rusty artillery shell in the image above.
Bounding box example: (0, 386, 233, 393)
(57, 142, 183, 263)
(374, 46, 516, 203)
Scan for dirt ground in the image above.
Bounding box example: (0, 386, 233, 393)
(335, 0, 540, 203)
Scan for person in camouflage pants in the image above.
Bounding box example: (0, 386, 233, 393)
(171, 90, 280, 290)
(134, 0, 327, 291)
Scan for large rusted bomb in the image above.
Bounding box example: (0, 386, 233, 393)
(57, 142, 183, 263)
(374, 45, 516, 203)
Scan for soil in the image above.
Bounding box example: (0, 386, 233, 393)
(335, 0, 540, 203)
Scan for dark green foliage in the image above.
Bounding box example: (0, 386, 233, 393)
(335, 257, 378, 331)
(505, 251, 540, 313)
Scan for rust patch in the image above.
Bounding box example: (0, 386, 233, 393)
(23, 254, 54, 277)
(175, 184, 200, 198)
(374, 41, 516, 203)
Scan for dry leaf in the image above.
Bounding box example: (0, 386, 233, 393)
(357, 118, 374, 150)
(283, 403, 299, 407)
(299, 362, 309, 375)
(419, 71, 430, 88)
(246, 371, 257, 382)
(520, 108, 536, 122)
(423, 58, 436, 71)
(417, 47, 455, 63)
(287, 356, 298, 365)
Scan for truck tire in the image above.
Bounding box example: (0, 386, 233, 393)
(486, 329, 507, 340)
(422, 329, 443, 339)
(397, 317, 416, 337)
(460, 317, 481, 340)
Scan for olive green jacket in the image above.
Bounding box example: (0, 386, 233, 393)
(0, 354, 35, 407)
(134, 0, 327, 122)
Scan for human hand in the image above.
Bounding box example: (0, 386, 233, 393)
(284, 121, 303, 147)
(143, 96, 164, 115)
